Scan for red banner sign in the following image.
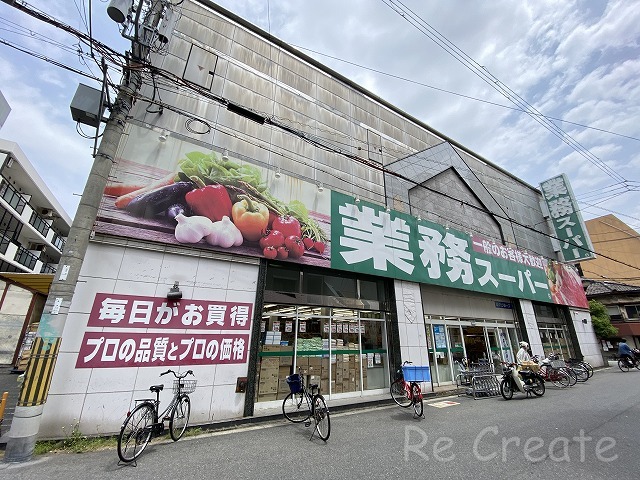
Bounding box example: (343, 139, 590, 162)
(76, 332, 250, 368)
(88, 293, 252, 331)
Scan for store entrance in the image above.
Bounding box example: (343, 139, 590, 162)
(461, 326, 488, 363)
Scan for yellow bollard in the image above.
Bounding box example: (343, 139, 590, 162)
(0, 391, 8, 424)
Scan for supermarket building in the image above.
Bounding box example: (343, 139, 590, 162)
(33, 1, 600, 437)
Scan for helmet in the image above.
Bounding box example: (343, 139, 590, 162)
(519, 341, 529, 348)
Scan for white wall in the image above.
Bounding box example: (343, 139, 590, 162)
(39, 241, 259, 438)
(393, 280, 431, 390)
(517, 300, 544, 359)
(570, 308, 604, 367)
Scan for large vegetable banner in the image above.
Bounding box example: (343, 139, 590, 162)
(97, 125, 588, 309)
(97, 124, 332, 268)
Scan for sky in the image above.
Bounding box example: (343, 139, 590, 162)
(1, 0, 640, 235)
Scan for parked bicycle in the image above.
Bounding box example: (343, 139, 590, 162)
(117, 369, 196, 463)
(282, 368, 331, 441)
(390, 361, 428, 418)
(533, 355, 572, 388)
(548, 353, 588, 383)
(565, 357, 594, 379)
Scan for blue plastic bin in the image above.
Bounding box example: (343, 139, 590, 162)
(402, 365, 431, 382)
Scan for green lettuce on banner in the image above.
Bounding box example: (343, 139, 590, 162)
(330, 191, 556, 304)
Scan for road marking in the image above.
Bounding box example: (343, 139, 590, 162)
(427, 400, 460, 408)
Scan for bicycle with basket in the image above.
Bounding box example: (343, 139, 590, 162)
(117, 369, 196, 464)
(282, 367, 331, 441)
(390, 361, 430, 418)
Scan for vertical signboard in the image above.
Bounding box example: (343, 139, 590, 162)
(540, 174, 595, 263)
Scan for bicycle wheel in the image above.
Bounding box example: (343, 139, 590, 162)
(117, 403, 155, 463)
(411, 383, 423, 417)
(390, 380, 412, 408)
(572, 365, 589, 383)
(282, 391, 311, 422)
(618, 359, 630, 372)
(581, 361, 594, 378)
(313, 394, 331, 442)
(562, 367, 577, 386)
(169, 394, 191, 441)
(551, 370, 570, 388)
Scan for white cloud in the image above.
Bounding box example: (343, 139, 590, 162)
(2, 0, 640, 229)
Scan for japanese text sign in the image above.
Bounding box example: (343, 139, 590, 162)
(331, 191, 587, 307)
(87, 293, 252, 330)
(540, 174, 595, 262)
(76, 332, 249, 368)
(76, 293, 253, 368)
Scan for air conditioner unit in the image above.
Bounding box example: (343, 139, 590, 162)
(29, 243, 46, 252)
(41, 208, 54, 218)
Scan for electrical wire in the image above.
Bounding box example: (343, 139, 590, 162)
(7, 0, 640, 274)
(380, 0, 628, 186)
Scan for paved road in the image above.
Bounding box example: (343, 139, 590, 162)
(1, 367, 638, 479)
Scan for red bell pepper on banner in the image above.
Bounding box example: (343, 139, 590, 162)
(185, 184, 233, 222)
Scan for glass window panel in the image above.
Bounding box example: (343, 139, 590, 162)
(360, 319, 388, 390)
(265, 264, 300, 293)
(359, 279, 379, 301)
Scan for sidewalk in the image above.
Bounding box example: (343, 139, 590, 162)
(0, 373, 458, 447)
(0, 364, 22, 445)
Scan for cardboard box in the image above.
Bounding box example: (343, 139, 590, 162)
(261, 357, 280, 368)
(308, 357, 322, 368)
(278, 379, 291, 393)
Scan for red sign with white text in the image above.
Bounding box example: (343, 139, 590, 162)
(76, 332, 249, 368)
(87, 293, 252, 331)
(76, 293, 254, 368)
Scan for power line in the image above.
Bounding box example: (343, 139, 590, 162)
(380, 0, 629, 185)
(8, 0, 640, 275)
(292, 44, 640, 144)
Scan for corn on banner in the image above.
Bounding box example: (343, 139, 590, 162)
(18, 337, 60, 407)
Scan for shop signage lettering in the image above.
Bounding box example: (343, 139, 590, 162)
(77, 293, 253, 368)
(76, 332, 249, 368)
(540, 174, 594, 262)
(494, 301, 513, 309)
(87, 293, 252, 331)
(331, 191, 554, 304)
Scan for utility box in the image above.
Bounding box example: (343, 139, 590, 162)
(70, 83, 104, 128)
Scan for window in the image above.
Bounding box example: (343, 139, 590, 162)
(303, 271, 357, 298)
(606, 305, 622, 321)
(625, 305, 640, 320)
(265, 264, 300, 293)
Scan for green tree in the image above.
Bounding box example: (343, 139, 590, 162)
(589, 299, 618, 339)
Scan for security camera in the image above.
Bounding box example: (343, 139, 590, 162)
(167, 289, 182, 301)
(167, 282, 182, 301)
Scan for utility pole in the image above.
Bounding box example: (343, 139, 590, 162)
(4, 0, 167, 462)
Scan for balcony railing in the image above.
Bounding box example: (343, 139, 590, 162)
(13, 244, 38, 271)
(0, 233, 9, 255)
(41, 262, 56, 274)
(0, 179, 26, 214)
(52, 231, 65, 251)
(29, 211, 51, 238)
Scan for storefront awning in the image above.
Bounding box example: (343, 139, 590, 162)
(612, 322, 640, 337)
(0, 273, 54, 295)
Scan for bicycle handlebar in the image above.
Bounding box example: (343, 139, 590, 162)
(159, 369, 194, 378)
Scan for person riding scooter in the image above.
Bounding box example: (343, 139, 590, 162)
(516, 341, 532, 364)
(618, 339, 636, 367)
